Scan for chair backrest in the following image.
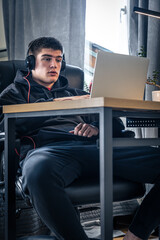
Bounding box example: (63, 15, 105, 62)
(0, 60, 84, 93)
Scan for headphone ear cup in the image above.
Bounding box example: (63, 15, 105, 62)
(25, 55, 35, 70)
(61, 60, 66, 71)
(61, 54, 66, 72)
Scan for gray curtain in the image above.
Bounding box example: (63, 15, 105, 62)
(2, 0, 86, 69)
(128, 0, 160, 195)
(127, 0, 160, 138)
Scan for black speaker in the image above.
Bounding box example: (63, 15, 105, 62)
(25, 54, 66, 71)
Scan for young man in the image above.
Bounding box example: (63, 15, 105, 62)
(0, 37, 160, 240)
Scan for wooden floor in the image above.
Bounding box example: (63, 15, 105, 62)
(114, 236, 158, 240)
(113, 229, 158, 240)
(112, 215, 159, 240)
(82, 213, 159, 240)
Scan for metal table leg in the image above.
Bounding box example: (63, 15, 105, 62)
(4, 116, 16, 240)
(99, 107, 113, 240)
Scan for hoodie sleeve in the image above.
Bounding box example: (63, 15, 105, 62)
(81, 114, 126, 138)
(0, 84, 50, 135)
(67, 87, 127, 137)
(0, 83, 128, 138)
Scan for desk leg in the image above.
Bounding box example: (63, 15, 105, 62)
(4, 116, 16, 240)
(99, 107, 113, 240)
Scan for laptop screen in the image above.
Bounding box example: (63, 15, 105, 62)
(91, 51, 149, 100)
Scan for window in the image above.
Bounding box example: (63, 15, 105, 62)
(84, 0, 128, 89)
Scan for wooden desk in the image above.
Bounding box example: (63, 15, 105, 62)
(3, 97, 160, 240)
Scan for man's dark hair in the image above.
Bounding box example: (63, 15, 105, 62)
(27, 37, 63, 56)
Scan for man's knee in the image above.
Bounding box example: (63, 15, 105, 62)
(21, 150, 64, 193)
(22, 159, 46, 192)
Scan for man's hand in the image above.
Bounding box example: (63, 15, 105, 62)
(69, 123, 99, 138)
(54, 95, 90, 101)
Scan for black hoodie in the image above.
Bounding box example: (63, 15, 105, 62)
(0, 70, 125, 158)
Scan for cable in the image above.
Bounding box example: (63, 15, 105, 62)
(14, 136, 36, 157)
(23, 71, 31, 103)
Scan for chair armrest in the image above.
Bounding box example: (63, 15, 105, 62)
(0, 135, 20, 181)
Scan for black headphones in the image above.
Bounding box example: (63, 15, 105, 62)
(25, 39, 66, 71)
(25, 54, 66, 71)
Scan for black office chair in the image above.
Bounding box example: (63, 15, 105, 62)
(0, 60, 146, 239)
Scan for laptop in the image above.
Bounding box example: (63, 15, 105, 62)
(90, 51, 149, 100)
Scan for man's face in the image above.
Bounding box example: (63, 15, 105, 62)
(32, 48, 63, 88)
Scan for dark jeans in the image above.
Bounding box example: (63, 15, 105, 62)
(21, 141, 160, 240)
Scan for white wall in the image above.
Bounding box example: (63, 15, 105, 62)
(85, 0, 128, 54)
